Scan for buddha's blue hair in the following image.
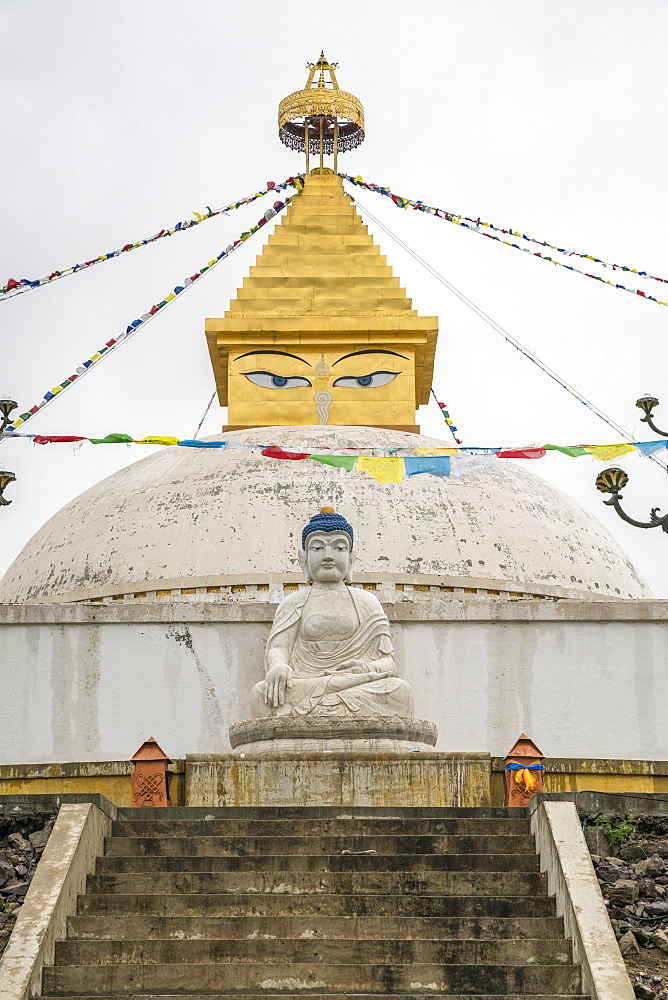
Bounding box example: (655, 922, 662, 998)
(301, 508, 354, 549)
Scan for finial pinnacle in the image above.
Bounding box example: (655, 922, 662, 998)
(278, 56, 364, 162)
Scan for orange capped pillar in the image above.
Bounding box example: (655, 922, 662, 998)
(503, 733, 545, 808)
(131, 737, 171, 807)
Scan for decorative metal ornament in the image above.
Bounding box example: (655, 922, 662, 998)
(595, 466, 629, 494)
(636, 394, 668, 438)
(596, 466, 668, 532)
(278, 52, 364, 173)
(0, 470, 16, 506)
(0, 399, 18, 432)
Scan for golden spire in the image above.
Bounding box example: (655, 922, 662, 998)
(278, 53, 364, 173)
(205, 174, 438, 433)
(205, 57, 438, 434)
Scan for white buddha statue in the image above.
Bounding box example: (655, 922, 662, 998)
(250, 508, 414, 720)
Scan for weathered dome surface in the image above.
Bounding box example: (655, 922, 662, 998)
(0, 425, 650, 603)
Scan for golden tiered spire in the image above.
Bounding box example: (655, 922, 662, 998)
(205, 58, 438, 433)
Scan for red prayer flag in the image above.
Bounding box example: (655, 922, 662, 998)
(33, 435, 87, 446)
(497, 448, 547, 459)
(261, 446, 309, 460)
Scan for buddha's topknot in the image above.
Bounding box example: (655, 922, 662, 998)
(301, 507, 354, 549)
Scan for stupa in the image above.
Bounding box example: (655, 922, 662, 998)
(0, 56, 658, 784)
(0, 55, 648, 607)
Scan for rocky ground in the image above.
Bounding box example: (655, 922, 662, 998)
(0, 811, 55, 957)
(585, 814, 668, 1000)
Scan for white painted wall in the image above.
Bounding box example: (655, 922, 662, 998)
(1, 601, 667, 764)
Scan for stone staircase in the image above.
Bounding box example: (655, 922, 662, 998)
(41, 806, 589, 999)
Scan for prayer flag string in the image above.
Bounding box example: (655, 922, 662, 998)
(8, 196, 294, 430)
(1, 177, 303, 301)
(2, 429, 665, 485)
(342, 175, 668, 308)
(430, 389, 461, 444)
(348, 194, 668, 475)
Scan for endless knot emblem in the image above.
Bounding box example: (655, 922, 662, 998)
(136, 773, 162, 804)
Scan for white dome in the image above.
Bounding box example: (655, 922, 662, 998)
(0, 425, 649, 603)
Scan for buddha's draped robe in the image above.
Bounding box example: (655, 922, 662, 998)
(251, 587, 413, 719)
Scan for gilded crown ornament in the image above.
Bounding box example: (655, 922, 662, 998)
(278, 52, 365, 173)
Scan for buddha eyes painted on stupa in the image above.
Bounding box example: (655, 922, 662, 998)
(243, 372, 313, 389)
(241, 370, 400, 390)
(229, 347, 411, 426)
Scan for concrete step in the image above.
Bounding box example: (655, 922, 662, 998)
(42, 961, 584, 995)
(103, 834, 537, 856)
(111, 818, 529, 838)
(66, 914, 566, 941)
(42, 805, 586, 1000)
(78, 892, 556, 918)
(94, 853, 541, 874)
(86, 871, 548, 896)
(54, 937, 572, 966)
(46, 995, 590, 1000)
(113, 805, 527, 820)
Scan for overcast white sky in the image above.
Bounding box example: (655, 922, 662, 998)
(1, 0, 667, 595)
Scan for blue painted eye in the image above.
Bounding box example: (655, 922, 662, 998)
(243, 371, 312, 389)
(332, 371, 400, 389)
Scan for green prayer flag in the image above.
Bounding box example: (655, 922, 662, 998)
(544, 444, 588, 457)
(89, 433, 134, 445)
(309, 454, 356, 471)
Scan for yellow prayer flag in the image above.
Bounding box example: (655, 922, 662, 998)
(357, 457, 404, 483)
(585, 444, 635, 461)
(165, 293, 176, 301)
(134, 436, 180, 447)
(414, 448, 457, 456)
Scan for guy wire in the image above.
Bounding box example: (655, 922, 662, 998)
(351, 193, 668, 473)
(193, 390, 217, 439)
